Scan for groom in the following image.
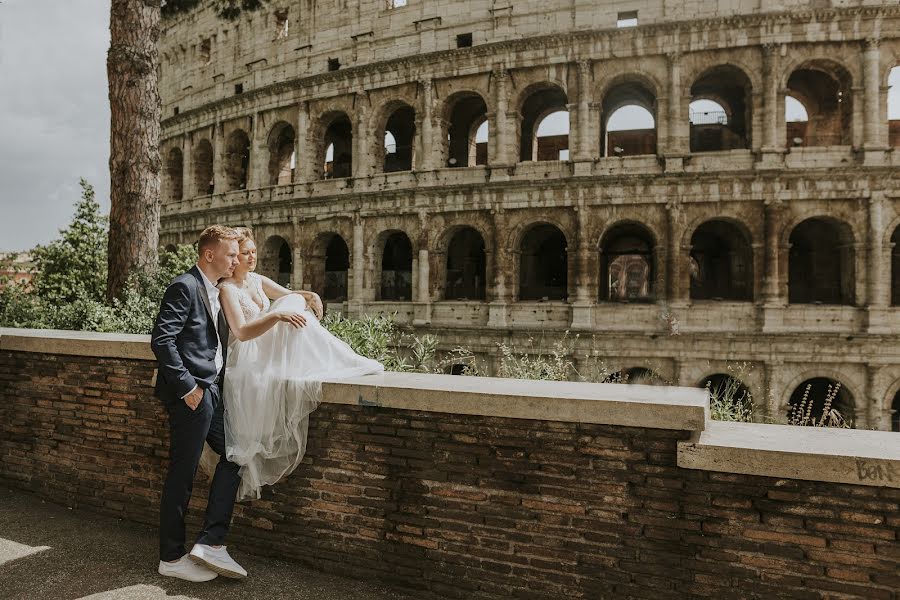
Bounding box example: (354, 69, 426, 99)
(151, 225, 247, 582)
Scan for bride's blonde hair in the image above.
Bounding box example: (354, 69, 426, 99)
(233, 226, 255, 246)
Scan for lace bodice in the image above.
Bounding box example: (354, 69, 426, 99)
(221, 272, 270, 322)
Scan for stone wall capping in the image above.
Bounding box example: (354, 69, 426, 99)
(0, 328, 155, 361)
(678, 420, 900, 488)
(322, 371, 709, 430)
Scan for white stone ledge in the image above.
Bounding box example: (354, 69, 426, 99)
(321, 372, 709, 431)
(678, 421, 900, 489)
(0, 328, 154, 361)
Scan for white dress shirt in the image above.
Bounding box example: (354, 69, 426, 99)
(182, 267, 223, 399)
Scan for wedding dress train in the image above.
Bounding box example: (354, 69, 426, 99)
(219, 273, 383, 500)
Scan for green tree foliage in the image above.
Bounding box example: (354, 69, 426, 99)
(30, 179, 108, 306)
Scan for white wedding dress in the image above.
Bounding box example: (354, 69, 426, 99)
(218, 272, 383, 500)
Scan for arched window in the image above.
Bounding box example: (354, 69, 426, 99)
(445, 93, 488, 167)
(193, 139, 214, 195)
(689, 220, 753, 301)
(892, 387, 900, 432)
(601, 80, 657, 157)
(519, 85, 568, 162)
(785, 96, 810, 147)
(267, 122, 296, 185)
(788, 377, 854, 427)
(689, 65, 752, 152)
(445, 228, 486, 300)
(600, 224, 654, 302)
(383, 106, 416, 173)
(166, 147, 184, 202)
(699, 373, 753, 416)
(322, 113, 352, 179)
(380, 232, 413, 300)
(519, 224, 567, 301)
(225, 129, 251, 191)
(788, 218, 854, 305)
(786, 60, 853, 146)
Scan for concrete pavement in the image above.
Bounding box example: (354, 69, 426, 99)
(0, 486, 415, 600)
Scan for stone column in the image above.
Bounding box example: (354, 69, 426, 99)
(354, 94, 371, 178)
(487, 208, 510, 326)
(759, 44, 784, 166)
(574, 60, 592, 162)
(570, 202, 593, 330)
(492, 67, 512, 166)
(419, 79, 435, 171)
(249, 112, 266, 189)
(295, 101, 312, 183)
(665, 52, 688, 163)
(666, 202, 687, 304)
(292, 247, 304, 291)
(413, 247, 432, 325)
(347, 217, 366, 315)
(863, 39, 888, 164)
(764, 360, 782, 423)
(760, 200, 787, 332)
(181, 134, 193, 200)
(212, 122, 227, 194)
(866, 192, 890, 332)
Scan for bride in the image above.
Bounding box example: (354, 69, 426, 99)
(214, 227, 383, 500)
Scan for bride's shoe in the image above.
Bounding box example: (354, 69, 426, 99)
(189, 543, 248, 579)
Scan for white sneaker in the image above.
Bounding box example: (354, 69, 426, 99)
(189, 544, 247, 579)
(158, 555, 218, 582)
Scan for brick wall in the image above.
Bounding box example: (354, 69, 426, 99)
(1, 347, 898, 599)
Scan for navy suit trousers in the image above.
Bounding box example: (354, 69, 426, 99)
(159, 383, 241, 561)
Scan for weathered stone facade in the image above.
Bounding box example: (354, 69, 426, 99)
(159, 1, 900, 429)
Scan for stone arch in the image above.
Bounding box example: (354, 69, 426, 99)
(688, 218, 754, 301)
(376, 230, 414, 301)
(373, 100, 417, 173)
(884, 376, 900, 432)
(698, 373, 754, 412)
(689, 64, 753, 152)
(787, 217, 855, 305)
(518, 222, 568, 301)
(266, 121, 295, 186)
(306, 231, 350, 302)
(260, 235, 293, 288)
(784, 58, 854, 147)
(442, 91, 489, 168)
(225, 128, 251, 191)
(165, 146, 184, 202)
(786, 375, 856, 427)
(443, 226, 487, 301)
(598, 75, 658, 157)
(516, 82, 569, 162)
(598, 221, 656, 303)
(315, 110, 353, 180)
(192, 138, 214, 196)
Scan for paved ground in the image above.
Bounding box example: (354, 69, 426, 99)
(0, 486, 415, 600)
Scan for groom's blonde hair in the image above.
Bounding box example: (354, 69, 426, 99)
(197, 225, 240, 254)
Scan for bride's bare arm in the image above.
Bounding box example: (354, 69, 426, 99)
(259, 275, 323, 319)
(220, 285, 307, 342)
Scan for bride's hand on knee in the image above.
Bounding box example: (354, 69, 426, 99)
(274, 310, 307, 328)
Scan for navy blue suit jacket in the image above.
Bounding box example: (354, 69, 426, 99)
(151, 266, 229, 404)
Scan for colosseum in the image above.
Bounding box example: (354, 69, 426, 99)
(158, 0, 900, 430)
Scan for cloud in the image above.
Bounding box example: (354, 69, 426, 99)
(0, 0, 111, 250)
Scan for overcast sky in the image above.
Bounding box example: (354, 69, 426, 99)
(0, 2, 897, 251)
(0, 0, 111, 251)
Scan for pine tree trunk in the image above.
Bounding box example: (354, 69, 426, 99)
(106, 0, 161, 302)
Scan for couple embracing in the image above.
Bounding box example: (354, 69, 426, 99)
(151, 225, 383, 582)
